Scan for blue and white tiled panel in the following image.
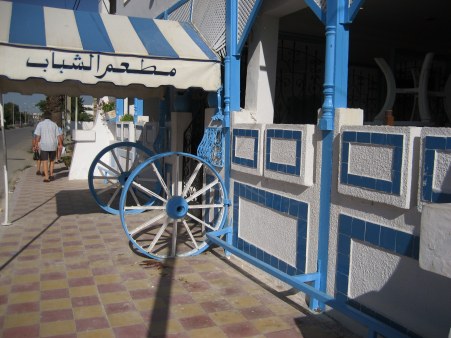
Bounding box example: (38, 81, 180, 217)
(338, 126, 421, 209)
(418, 128, 451, 209)
(336, 214, 422, 338)
(233, 182, 308, 275)
(264, 124, 315, 186)
(232, 125, 265, 176)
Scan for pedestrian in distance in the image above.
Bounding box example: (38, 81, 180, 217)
(32, 129, 42, 175)
(33, 112, 63, 182)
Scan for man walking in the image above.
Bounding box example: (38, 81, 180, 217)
(34, 113, 63, 182)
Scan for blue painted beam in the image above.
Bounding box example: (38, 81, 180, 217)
(304, 0, 325, 23)
(347, 0, 366, 23)
(237, 0, 263, 55)
(206, 233, 411, 338)
(115, 98, 124, 123)
(155, 0, 190, 19)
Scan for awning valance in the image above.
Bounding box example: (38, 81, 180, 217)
(0, 1, 221, 98)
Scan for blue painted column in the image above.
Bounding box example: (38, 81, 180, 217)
(224, 0, 239, 248)
(134, 98, 143, 123)
(316, 0, 350, 311)
(115, 98, 124, 122)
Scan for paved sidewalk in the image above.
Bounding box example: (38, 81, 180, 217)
(0, 165, 359, 338)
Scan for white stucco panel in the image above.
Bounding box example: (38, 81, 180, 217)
(231, 124, 265, 176)
(263, 124, 315, 186)
(420, 203, 451, 278)
(433, 150, 451, 193)
(239, 198, 297, 266)
(349, 240, 451, 338)
(417, 127, 451, 210)
(235, 137, 257, 160)
(338, 125, 421, 209)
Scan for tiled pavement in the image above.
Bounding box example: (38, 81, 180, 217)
(0, 164, 359, 338)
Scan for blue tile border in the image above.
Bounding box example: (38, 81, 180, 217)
(233, 182, 308, 275)
(421, 136, 451, 203)
(336, 214, 421, 338)
(341, 131, 403, 195)
(265, 129, 302, 176)
(232, 129, 259, 168)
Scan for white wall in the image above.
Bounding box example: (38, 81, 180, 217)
(230, 108, 451, 338)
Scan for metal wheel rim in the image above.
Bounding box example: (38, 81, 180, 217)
(119, 151, 228, 260)
(88, 141, 158, 215)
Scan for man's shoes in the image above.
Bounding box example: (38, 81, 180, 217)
(43, 179, 50, 183)
(49, 176, 55, 181)
(36, 171, 41, 175)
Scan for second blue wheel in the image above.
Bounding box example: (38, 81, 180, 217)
(88, 142, 159, 214)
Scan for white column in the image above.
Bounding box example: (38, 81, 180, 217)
(244, 15, 279, 124)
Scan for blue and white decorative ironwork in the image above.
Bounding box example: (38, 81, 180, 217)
(197, 90, 225, 168)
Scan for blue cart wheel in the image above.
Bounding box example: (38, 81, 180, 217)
(88, 142, 159, 215)
(119, 152, 228, 260)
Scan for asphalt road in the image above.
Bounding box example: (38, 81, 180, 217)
(0, 126, 36, 212)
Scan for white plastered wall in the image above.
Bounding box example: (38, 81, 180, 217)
(241, 15, 279, 124)
(328, 109, 451, 338)
(69, 112, 114, 180)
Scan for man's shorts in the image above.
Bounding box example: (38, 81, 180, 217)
(40, 150, 56, 161)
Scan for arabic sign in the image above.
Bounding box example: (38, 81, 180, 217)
(26, 51, 176, 79)
(0, 45, 221, 91)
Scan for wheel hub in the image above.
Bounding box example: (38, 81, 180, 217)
(118, 171, 130, 185)
(166, 196, 189, 219)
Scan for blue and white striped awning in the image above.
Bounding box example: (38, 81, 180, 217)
(0, 1, 221, 97)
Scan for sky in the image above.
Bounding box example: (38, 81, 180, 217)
(2, 0, 100, 113)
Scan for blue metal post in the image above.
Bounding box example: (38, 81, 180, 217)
(316, 0, 350, 311)
(134, 98, 143, 124)
(224, 0, 239, 248)
(115, 98, 124, 122)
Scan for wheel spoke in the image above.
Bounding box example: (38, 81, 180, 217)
(131, 181, 167, 204)
(125, 205, 166, 211)
(128, 186, 141, 206)
(130, 211, 167, 237)
(107, 185, 122, 207)
(188, 204, 224, 209)
(151, 162, 171, 198)
(147, 219, 169, 253)
(97, 182, 119, 196)
(182, 162, 203, 197)
(182, 220, 199, 249)
(110, 150, 124, 173)
(186, 178, 219, 202)
(174, 154, 180, 196)
(125, 146, 131, 171)
(135, 177, 158, 183)
(98, 159, 121, 176)
(92, 175, 118, 180)
(171, 219, 178, 257)
(186, 212, 216, 231)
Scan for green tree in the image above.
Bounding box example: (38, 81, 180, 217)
(100, 101, 115, 112)
(3, 102, 20, 126)
(36, 95, 92, 123)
